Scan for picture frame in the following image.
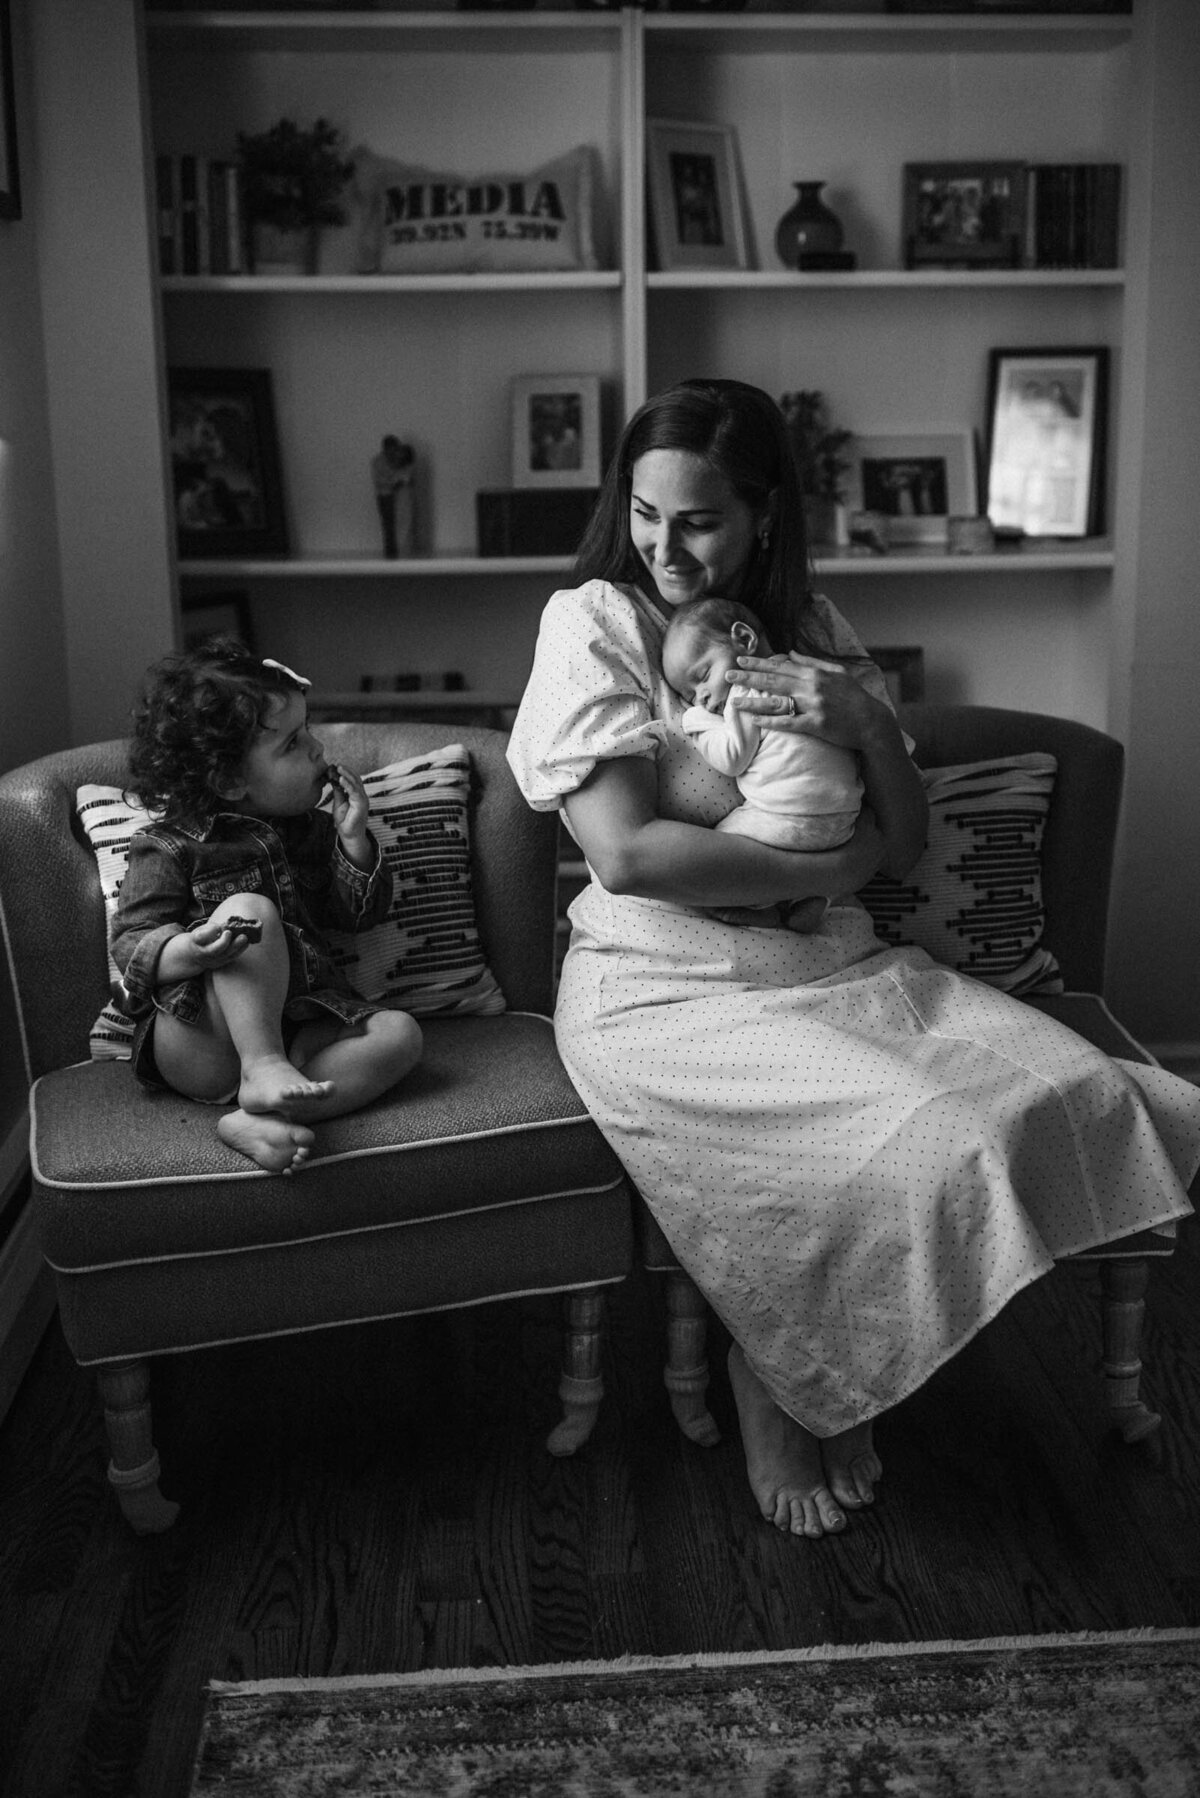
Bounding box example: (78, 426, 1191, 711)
(167, 367, 288, 558)
(984, 346, 1109, 538)
(646, 119, 749, 273)
(847, 430, 979, 546)
(866, 647, 926, 708)
(180, 589, 255, 654)
(902, 162, 1025, 270)
(510, 374, 602, 490)
(0, 0, 21, 222)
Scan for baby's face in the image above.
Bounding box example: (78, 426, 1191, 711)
(662, 624, 740, 714)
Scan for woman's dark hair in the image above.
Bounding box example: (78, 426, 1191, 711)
(570, 377, 818, 654)
(127, 635, 306, 822)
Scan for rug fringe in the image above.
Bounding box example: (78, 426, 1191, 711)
(208, 1627, 1200, 1698)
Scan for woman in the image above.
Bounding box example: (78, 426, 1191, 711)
(506, 378, 1200, 1539)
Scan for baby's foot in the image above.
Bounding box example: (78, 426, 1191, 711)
(217, 1108, 315, 1175)
(783, 897, 829, 934)
(238, 1056, 335, 1119)
(727, 1343, 845, 1537)
(709, 904, 780, 928)
(822, 1420, 882, 1510)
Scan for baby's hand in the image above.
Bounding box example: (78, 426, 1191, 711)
(189, 917, 257, 968)
(325, 762, 371, 854)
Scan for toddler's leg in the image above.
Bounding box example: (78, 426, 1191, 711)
(287, 1010, 423, 1118)
(203, 894, 337, 1119)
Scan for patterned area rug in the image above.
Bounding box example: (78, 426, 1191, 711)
(191, 1629, 1200, 1796)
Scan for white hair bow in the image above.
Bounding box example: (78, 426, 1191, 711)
(261, 657, 311, 690)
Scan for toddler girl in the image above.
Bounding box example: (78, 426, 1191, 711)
(661, 595, 864, 929)
(111, 637, 422, 1174)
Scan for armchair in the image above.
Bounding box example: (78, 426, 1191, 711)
(639, 703, 1182, 1453)
(0, 722, 633, 1533)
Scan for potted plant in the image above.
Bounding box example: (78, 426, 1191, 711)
(780, 390, 853, 548)
(236, 117, 354, 275)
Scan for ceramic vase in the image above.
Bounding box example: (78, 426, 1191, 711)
(774, 182, 845, 269)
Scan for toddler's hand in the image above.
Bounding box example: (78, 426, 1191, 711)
(326, 762, 370, 850)
(189, 917, 256, 969)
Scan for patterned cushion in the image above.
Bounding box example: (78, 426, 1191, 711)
(76, 742, 503, 1061)
(859, 753, 1064, 995)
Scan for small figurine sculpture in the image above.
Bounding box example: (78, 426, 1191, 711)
(371, 435, 415, 558)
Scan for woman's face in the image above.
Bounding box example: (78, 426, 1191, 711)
(629, 449, 765, 610)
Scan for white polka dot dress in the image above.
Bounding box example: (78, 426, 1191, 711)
(507, 581, 1200, 1436)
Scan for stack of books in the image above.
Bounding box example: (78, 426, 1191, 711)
(156, 154, 245, 276)
(1024, 164, 1121, 270)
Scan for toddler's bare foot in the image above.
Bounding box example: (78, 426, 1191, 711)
(727, 1343, 845, 1537)
(822, 1420, 882, 1510)
(238, 1056, 335, 1119)
(218, 1108, 315, 1175)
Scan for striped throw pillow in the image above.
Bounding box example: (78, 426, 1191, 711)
(76, 742, 503, 1061)
(859, 753, 1063, 996)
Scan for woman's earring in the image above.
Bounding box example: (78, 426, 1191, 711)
(758, 524, 772, 551)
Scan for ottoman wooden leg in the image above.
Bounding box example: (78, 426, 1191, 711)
(664, 1271, 720, 1447)
(96, 1359, 180, 1533)
(1099, 1259, 1162, 1445)
(547, 1288, 605, 1457)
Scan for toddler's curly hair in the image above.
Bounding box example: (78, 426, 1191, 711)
(127, 636, 307, 822)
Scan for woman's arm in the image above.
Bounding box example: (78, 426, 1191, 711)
(728, 652, 928, 878)
(563, 755, 885, 908)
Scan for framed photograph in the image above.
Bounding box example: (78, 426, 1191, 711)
(646, 119, 749, 273)
(180, 589, 255, 653)
(902, 162, 1025, 270)
(867, 647, 926, 708)
(848, 430, 979, 546)
(167, 367, 288, 558)
(510, 374, 601, 490)
(0, 0, 21, 221)
(984, 347, 1109, 538)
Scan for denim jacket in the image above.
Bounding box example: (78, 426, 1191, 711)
(111, 807, 391, 1030)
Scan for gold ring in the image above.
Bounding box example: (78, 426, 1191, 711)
(785, 694, 796, 717)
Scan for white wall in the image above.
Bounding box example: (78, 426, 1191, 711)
(30, 0, 176, 746)
(0, 0, 67, 774)
(1105, 0, 1200, 1049)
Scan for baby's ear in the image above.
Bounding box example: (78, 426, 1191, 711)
(730, 620, 758, 655)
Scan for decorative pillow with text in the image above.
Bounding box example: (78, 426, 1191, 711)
(76, 742, 504, 1061)
(859, 752, 1064, 995)
(352, 143, 601, 275)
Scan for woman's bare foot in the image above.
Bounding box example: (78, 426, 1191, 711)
(822, 1421, 882, 1510)
(727, 1343, 845, 1537)
(218, 1108, 315, 1174)
(238, 1055, 335, 1119)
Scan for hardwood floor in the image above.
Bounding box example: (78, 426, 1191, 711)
(1, 1226, 1198, 1798)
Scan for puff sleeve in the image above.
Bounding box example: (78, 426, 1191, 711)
(507, 581, 667, 811)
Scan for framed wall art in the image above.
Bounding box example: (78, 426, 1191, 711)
(180, 588, 255, 653)
(0, 0, 21, 221)
(646, 119, 749, 273)
(167, 367, 288, 558)
(984, 346, 1109, 538)
(848, 430, 979, 546)
(510, 374, 601, 490)
(902, 161, 1025, 270)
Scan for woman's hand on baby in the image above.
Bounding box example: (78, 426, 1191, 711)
(726, 652, 881, 750)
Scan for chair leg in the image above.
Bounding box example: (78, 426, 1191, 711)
(547, 1287, 606, 1457)
(663, 1270, 720, 1447)
(96, 1359, 180, 1534)
(1098, 1258, 1162, 1445)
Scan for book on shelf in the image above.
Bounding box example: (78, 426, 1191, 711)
(1024, 164, 1121, 271)
(156, 153, 245, 277)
